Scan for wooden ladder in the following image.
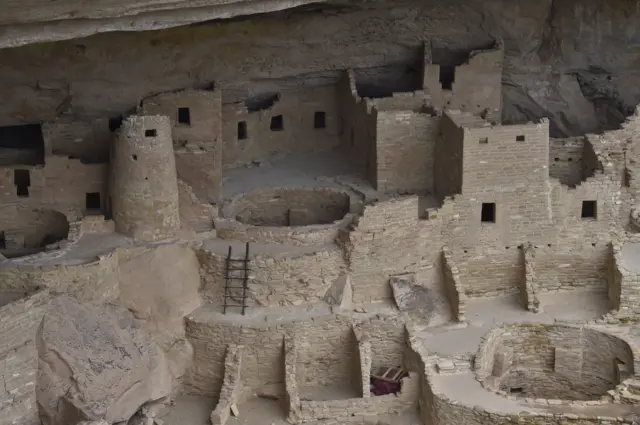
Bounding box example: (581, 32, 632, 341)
(223, 242, 250, 315)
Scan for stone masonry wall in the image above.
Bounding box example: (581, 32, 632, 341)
(197, 245, 344, 308)
(450, 248, 523, 298)
(549, 137, 585, 186)
(433, 112, 463, 198)
(222, 86, 339, 168)
(0, 290, 51, 425)
(338, 72, 377, 186)
(42, 116, 112, 163)
(141, 90, 223, 203)
(0, 155, 107, 215)
(375, 109, 439, 194)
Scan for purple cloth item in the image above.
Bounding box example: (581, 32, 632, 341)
(371, 378, 401, 396)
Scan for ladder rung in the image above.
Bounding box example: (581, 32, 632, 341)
(226, 277, 247, 280)
(225, 286, 247, 289)
(227, 268, 248, 271)
(223, 295, 247, 298)
(227, 258, 250, 262)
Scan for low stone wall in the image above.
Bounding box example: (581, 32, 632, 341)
(79, 215, 115, 234)
(441, 248, 466, 322)
(0, 290, 51, 425)
(210, 345, 245, 425)
(449, 248, 523, 298)
(522, 243, 540, 312)
(612, 238, 640, 320)
(197, 245, 345, 308)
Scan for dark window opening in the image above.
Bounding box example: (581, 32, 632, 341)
(624, 167, 631, 188)
(479, 137, 489, 144)
(108, 116, 123, 132)
(439, 66, 456, 90)
(0, 124, 45, 165)
(132, 154, 138, 161)
(581, 200, 597, 219)
(177, 107, 191, 125)
(0, 232, 5, 250)
(270, 115, 284, 131)
(14, 169, 30, 198)
(510, 387, 523, 394)
(237, 121, 247, 140)
(481, 203, 496, 223)
(516, 135, 525, 142)
(314, 111, 326, 129)
(145, 129, 157, 138)
(85, 192, 101, 210)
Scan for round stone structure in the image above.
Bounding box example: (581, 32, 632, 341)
(223, 187, 351, 227)
(0, 205, 69, 258)
(109, 115, 180, 242)
(475, 323, 634, 402)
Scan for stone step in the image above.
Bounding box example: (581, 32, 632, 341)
(627, 380, 640, 395)
(620, 391, 640, 404)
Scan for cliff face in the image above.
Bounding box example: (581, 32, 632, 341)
(0, 0, 639, 137)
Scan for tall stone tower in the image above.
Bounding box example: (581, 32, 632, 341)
(109, 115, 180, 241)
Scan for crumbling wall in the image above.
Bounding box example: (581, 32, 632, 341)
(178, 179, 215, 232)
(441, 248, 466, 321)
(141, 90, 223, 203)
(222, 86, 339, 168)
(0, 290, 50, 425)
(423, 40, 503, 120)
(0, 205, 69, 255)
(338, 71, 377, 185)
(42, 116, 112, 163)
(344, 196, 425, 302)
(109, 115, 180, 241)
(433, 112, 463, 198)
(375, 109, 439, 194)
(549, 137, 585, 186)
(210, 345, 245, 425)
(612, 239, 640, 320)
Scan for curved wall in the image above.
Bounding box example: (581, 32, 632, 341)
(0, 205, 69, 258)
(109, 115, 180, 241)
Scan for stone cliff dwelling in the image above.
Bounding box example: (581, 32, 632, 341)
(2, 1, 640, 425)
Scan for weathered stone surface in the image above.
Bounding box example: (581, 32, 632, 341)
(36, 296, 172, 425)
(631, 204, 640, 232)
(324, 273, 353, 310)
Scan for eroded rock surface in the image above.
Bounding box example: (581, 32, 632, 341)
(36, 296, 172, 425)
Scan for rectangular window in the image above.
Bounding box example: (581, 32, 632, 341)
(481, 202, 496, 223)
(516, 135, 525, 142)
(237, 121, 247, 140)
(270, 115, 284, 131)
(145, 129, 157, 138)
(314, 111, 326, 129)
(85, 192, 101, 210)
(439, 66, 455, 90)
(14, 169, 30, 198)
(479, 137, 489, 144)
(510, 387, 523, 394)
(581, 200, 597, 219)
(177, 107, 191, 125)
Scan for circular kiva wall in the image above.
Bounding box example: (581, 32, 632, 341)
(475, 324, 634, 401)
(0, 205, 69, 258)
(222, 188, 351, 227)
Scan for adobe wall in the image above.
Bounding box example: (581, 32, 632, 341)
(141, 90, 223, 203)
(0, 290, 51, 425)
(0, 155, 107, 214)
(221, 86, 340, 168)
(375, 109, 439, 194)
(549, 137, 585, 186)
(109, 115, 180, 241)
(42, 116, 112, 163)
(338, 72, 377, 185)
(197, 245, 345, 307)
(423, 40, 503, 120)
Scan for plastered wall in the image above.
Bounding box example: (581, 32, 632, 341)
(222, 86, 340, 168)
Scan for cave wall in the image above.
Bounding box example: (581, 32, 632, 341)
(0, 0, 639, 138)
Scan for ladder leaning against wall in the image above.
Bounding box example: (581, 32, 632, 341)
(223, 242, 250, 315)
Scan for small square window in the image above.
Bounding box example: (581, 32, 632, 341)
(481, 202, 496, 223)
(479, 137, 488, 144)
(581, 200, 597, 219)
(85, 192, 101, 210)
(237, 121, 247, 140)
(314, 111, 326, 129)
(516, 135, 525, 142)
(178, 107, 191, 125)
(270, 115, 284, 131)
(145, 129, 157, 137)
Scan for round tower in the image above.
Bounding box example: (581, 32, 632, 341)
(109, 115, 180, 241)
